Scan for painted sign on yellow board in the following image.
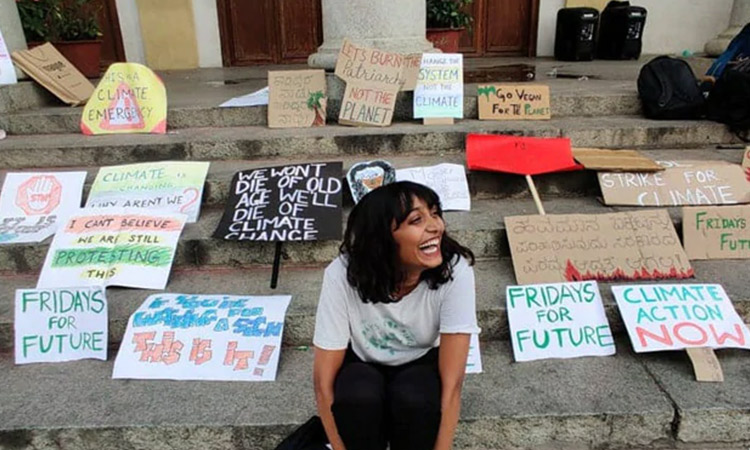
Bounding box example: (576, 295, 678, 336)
(81, 63, 167, 135)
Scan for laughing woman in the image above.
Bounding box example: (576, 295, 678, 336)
(313, 181, 479, 450)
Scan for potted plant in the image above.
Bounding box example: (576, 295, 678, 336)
(426, 0, 473, 53)
(16, 0, 103, 78)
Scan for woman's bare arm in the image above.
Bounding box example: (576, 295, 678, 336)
(433, 333, 470, 450)
(313, 347, 348, 450)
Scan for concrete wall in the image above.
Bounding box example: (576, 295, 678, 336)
(537, 0, 734, 56)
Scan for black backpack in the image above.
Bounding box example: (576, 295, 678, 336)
(637, 56, 705, 120)
(706, 58, 750, 138)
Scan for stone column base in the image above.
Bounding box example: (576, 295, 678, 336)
(0, 0, 29, 79)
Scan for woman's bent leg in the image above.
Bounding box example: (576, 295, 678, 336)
(332, 362, 387, 450)
(387, 362, 442, 450)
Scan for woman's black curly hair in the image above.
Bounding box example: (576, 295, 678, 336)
(340, 181, 474, 304)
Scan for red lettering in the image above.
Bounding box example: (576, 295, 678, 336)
(636, 325, 673, 348)
(673, 322, 708, 346)
(710, 324, 747, 346)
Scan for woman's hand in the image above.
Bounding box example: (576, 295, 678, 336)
(313, 347, 347, 450)
(434, 333, 471, 450)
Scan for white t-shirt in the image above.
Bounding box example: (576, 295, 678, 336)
(313, 255, 481, 366)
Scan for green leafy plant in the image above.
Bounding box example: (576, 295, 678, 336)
(307, 90, 326, 126)
(477, 85, 496, 100)
(16, 0, 102, 43)
(426, 0, 473, 30)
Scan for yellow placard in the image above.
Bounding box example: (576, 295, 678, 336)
(81, 63, 167, 135)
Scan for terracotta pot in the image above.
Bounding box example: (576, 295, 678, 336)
(53, 40, 103, 78)
(426, 28, 464, 53)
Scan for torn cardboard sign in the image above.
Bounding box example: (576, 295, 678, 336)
(335, 39, 407, 91)
(505, 209, 693, 285)
(268, 69, 326, 128)
(477, 84, 551, 120)
(12, 43, 94, 105)
(573, 148, 662, 172)
(598, 160, 750, 206)
(683, 205, 750, 260)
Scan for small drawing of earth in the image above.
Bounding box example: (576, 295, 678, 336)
(362, 319, 417, 355)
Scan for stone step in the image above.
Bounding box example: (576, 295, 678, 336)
(1, 147, 742, 208)
(2, 338, 750, 449)
(1, 258, 748, 353)
(0, 117, 738, 170)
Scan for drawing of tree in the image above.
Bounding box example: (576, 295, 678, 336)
(477, 85, 496, 100)
(307, 90, 326, 126)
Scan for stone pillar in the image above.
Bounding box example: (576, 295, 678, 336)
(705, 0, 750, 56)
(0, 0, 28, 79)
(308, 0, 435, 69)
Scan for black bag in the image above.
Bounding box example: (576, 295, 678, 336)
(637, 56, 705, 120)
(706, 59, 750, 137)
(274, 416, 329, 450)
(597, 0, 647, 60)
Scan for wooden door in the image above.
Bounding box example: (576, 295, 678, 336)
(96, 0, 126, 68)
(218, 0, 323, 65)
(459, 0, 539, 57)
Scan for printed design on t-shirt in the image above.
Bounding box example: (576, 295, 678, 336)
(361, 319, 417, 355)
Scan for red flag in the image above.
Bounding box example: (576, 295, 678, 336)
(466, 134, 583, 176)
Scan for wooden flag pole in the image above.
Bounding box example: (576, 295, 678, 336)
(686, 347, 724, 382)
(525, 174, 546, 215)
(270, 241, 283, 289)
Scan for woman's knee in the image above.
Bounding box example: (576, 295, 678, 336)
(334, 362, 386, 409)
(388, 365, 441, 414)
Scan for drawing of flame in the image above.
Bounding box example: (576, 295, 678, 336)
(563, 260, 694, 282)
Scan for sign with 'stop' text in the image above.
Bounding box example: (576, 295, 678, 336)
(683, 205, 750, 260)
(15, 286, 107, 364)
(81, 63, 167, 135)
(214, 162, 343, 242)
(507, 281, 615, 362)
(505, 210, 693, 285)
(86, 161, 209, 223)
(113, 293, 291, 381)
(37, 209, 186, 290)
(598, 160, 750, 206)
(477, 84, 551, 120)
(268, 70, 326, 128)
(612, 284, 750, 352)
(414, 53, 463, 119)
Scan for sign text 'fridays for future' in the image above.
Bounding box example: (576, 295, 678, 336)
(683, 205, 750, 260)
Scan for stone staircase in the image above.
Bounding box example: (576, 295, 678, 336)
(1, 64, 750, 450)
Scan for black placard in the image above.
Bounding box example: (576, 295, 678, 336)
(213, 162, 343, 242)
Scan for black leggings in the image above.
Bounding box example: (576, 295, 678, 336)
(331, 347, 442, 450)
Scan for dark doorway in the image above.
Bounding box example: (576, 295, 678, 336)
(459, 0, 540, 57)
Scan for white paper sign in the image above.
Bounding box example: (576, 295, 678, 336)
(0, 171, 86, 244)
(86, 161, 209, 223)
(506, 281, 615, 362)
(15, 286, 107, 364)
(612, 284, 750, 353)
(0, 28, 17, 85)
(396, 163, 471, 211)
(220, 87, 269, 108)
(465, 333, 482, 374)
(37, 208, 186, 290)
(414, 53, 463, 119)
(113, 293, 292, 381)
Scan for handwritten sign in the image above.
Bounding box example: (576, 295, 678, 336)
(477, 84, 551, 120)
(466, 134, 581, 176)
(12, 43, 95, 105)
(86, 161, 209, 223)
(214, 162, 343, 242)
(37, 209, 186, 290)
(268, 70, 326, 128)
(683, 205, 750, 260)
(396, 163, 470, 211)
(0, 28, 17, 85)
(598, 160, 750, 206)
(339, 81, 398, 127)
(0, 172, 86, 244)
(505, 210, 693, 285)
(335, 39, 406, 90)
(507, 281, 615, 361)
(400, 53, 422, 91)
(81, 63, 167, 135)
(347, 160, 396, 203)
(612, 284, 750, 352)
(15, 286, 107, 364)
(113, 293, 291, 381)
(414, 53, 463, 119)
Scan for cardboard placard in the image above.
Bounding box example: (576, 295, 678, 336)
(466, 134, 582, 176)
(414, 53, 463, 119)
(396, 163, 471, 211)
(12, 43, 94, 106)
(506, 281, 615, 362)
(335, 39, 407, 91)
(347, 160, 396, 203)
(612, 284, 750, 353)
(0, 172, 86, 244)
(400, 53, 422, 92)
(339, 81, 398, 127)
(113, 293, 291, 381)
(573, 148, 662, 172)
(86, 161, 209, 223)
(505, 210, 694, 285)
(81, 63, 167, 135)
(0, 28, 17, 85)
(15, 286, 107, 364)
(214, 162, 343, 242)
(477, 84, 551, 120)
(598, 160, 750, 206)
(37, 209, 186, 290)
(268, 70, 326, 128)
(683, 205, 750, 260)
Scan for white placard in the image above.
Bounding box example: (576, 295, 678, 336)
(15, 286, 107, 364)
(414, 53, 463, 119)
(220, 87, 269, 108)
(113, 293, 292, 381)
(0, 171, 86, 244)
(0, 28, 17, 85)
(506, 281, 615, 362)
(37, 208, 186, 290)
(396, 163, 470, 211)
(612, 284, 750, 353)
(465, 333, 482, 374)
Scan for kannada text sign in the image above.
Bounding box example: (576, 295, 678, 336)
(268, 70, 326, 128)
